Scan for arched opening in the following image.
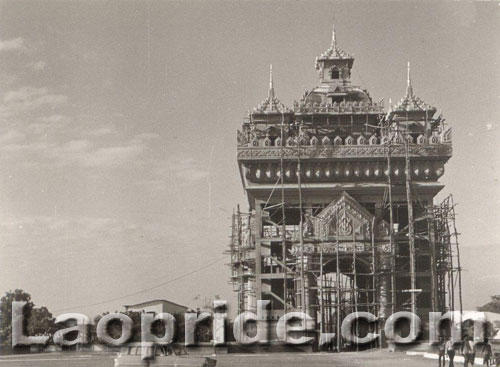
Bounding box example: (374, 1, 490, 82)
(330, 67, 340, 80)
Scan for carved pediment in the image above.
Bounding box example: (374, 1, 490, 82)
(310, 192, 389, 240)
(311, 192, 371, 239)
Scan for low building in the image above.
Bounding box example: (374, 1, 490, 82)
(124, 299, 188, 315)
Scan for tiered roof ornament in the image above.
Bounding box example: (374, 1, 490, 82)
(299, 23, 377, 110)
(252, 65, 291, 114)
(315, 24, 353, 70)
(389, 62, 437, 118)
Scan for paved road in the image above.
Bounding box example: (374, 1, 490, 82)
(0, 350, 440, 367)
(0, 353, 115, 367)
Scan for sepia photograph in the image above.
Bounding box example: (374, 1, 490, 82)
(0, 1, 499, 366)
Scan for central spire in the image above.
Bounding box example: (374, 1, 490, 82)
(406, 61, 413, 97)
(316, 23, 353, 73)
(268, 64, 274, 99)
(331, 23, 337, 48)
(315, 23, 354, 82)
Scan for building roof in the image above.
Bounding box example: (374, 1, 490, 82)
(124, 299, 188, 310)
(252, 65, 291, 114)
(315, 24, 353, 68)
(300, 25, 375, 109)
(389, 62, 436, 117)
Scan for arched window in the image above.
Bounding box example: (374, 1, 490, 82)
(357, 135, 366, 145)
(330, 67, 340, 80)
(430, 133, 440, 144)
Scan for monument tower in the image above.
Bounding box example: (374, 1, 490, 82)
(228, 25, 461, 346)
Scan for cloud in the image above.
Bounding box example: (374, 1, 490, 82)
(140, 157, 210, 192)
(25, 115, 70, 136)
(0, 37, 26, 52)
(34, 93, 67, 106)
(80, 144, 145, 167)
(1, 86, 67, 119)
(86, 127, 115, 136)
(0, 73, 17, 87)
(135, 132, 160, 141)
(0, 214, 198, 268)
(0, 120, 153, 168)
(33, 137, 146, 168)
(3, 86, 48, 103)
(28, 61, 46, 71)
(0, 129, 25, 145)
(169, 158, 210, 182)
(0, 84, 158, 170)
(0, 216, 121, 242)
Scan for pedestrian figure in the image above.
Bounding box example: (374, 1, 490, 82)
(438, 336, 447, 367)
(463, 336, 476, 367)
(445, 338, 456, 367)
(482, 338, 492, 366)
(494, 352, 500, 367)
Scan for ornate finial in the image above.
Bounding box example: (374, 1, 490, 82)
(390, 61, 437, 114)
(268, 64, 275, 99)
(331, 23, 337, 48)
(407, 61, 411, 86)
(252, 64, 291, 113)
(269, 64, 273, 90)
(406, 61, 413, 97)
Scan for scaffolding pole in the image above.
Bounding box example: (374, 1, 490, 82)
(405, 138, 417, 315)
(386, 142, 397, 315)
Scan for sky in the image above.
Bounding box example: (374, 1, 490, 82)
(0, 0, 499, 319)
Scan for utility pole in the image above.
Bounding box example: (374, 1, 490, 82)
(405, 138, 417, 315)
(386, 141, 396, 314)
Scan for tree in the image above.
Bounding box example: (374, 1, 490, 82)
(27, 307, 56, 337)
(192, 294, 221, 343)
(92, 311, 142, 343)
(91, 310, 187, 344)
(0, 290, 55, 346)
(477, 295, 500, 313)
(193, 294, 220, 312)
(0, 289, 34, 346)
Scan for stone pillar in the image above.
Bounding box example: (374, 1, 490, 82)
(378, 253, 392, 321)
(304, 270, 316, 318)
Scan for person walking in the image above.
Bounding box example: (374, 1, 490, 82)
(445, 338, 456, 367)
(482, 338, 492, 366)
(438, 336, 447, 367)
(463, 336, 476, 367)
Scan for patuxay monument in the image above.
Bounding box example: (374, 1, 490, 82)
(228, 24, 461, 348)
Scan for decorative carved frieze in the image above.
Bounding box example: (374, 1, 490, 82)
(237, 144, 452, 160)
(289, 242, 392, 256)
(244, 159, 445, 183)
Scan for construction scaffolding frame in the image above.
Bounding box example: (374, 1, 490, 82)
(227, 205, 256, 315)
(228, 113, 463, 349)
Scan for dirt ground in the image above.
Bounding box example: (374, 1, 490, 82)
(217, 350, 442, 367)
(0, 350, 445, 367)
